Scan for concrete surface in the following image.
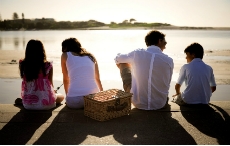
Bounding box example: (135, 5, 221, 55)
(0, 101, 230, 145)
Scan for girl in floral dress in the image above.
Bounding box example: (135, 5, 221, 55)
(19, 40, 64, 110)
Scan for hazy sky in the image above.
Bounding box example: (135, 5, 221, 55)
(0, 0, 230, 27)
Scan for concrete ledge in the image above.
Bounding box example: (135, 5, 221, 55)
(0, 101, 230, 144)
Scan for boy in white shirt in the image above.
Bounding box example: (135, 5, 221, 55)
(172, 43, 216, 105)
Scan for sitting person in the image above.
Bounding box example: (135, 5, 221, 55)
(172, 43, 216, 105)
(19, 39, 64, 110)
(61, 38, 103, 109)
(114, 30, 174, 110)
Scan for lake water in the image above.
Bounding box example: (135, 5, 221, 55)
(1, 30, 230, 82)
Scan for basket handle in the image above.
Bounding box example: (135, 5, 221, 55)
(107, 97, 128, 112)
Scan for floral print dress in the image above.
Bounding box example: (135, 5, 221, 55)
(20, 61, 56, 110)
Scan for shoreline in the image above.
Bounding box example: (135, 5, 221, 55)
(1, 26, 230, 31)
(0, 49, 230, 85)
(0, 49, 229, 103)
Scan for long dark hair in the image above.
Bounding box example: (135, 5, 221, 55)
(62, 38, 96, 63)
(19, 39, 47, 81)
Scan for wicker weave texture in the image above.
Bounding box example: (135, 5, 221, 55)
(84, 89, 132, 121)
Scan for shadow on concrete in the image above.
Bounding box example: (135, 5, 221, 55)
(34, 105, 90, 144)
(34, 104, 196, 145)
(113, 104, 196, 145)
(0, 104, 61, 145)
(180, 104, 230, 144)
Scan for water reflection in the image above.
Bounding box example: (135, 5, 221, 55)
(0, 38, 2, 49)
(14, 37, 19, 49)
(23, 37, 25, 48)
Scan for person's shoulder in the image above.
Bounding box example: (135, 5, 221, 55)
(180, 63, 189, 70)
(61, 52, 68, 56)
(61, 52, 68, 59)
(118, 48, 146, 56)
(19, 59, 25, 67)
(201, 61, 211, 67)
(44, 61, 53, 74)
(19, 59, 24, 63)
(45, 61, 53, 68)
(159, 53, 173, 62)
(203, 62, 214, 70)
(133, 48, 146, 52)
(166, 55, 173, 62)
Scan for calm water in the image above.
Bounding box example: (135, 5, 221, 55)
(1, 30, 230, 81)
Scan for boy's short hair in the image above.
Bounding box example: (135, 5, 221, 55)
(184, 43, 204, 59)
(145, 30, 165, 46)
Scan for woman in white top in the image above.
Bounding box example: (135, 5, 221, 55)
(61, 38, 103, 109)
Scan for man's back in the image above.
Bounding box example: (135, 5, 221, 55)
(123, 45, 173, 110)
(115, 45, 173, 110)
(115, 30, 173, 110)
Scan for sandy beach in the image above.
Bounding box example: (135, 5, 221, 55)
(0, 49, 230, 103)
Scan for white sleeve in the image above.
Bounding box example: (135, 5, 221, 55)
(209, 67, 216, 87)
(114, 51, 135, 64)
(169, 59, 174, 84)
(177, 65, 186, 85)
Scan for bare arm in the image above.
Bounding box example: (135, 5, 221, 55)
(61, 53, 70, 95)
(116, 63, 131, 69)
(172, 83, 181, 97)
(211, 86, 216, 93)
(95, 61, 103, 91)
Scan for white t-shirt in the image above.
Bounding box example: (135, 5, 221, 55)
(66, 52, 99, 97)
(177, 58, 216, 104)
(115, 45, 174, 110)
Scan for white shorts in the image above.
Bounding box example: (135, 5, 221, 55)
(66, 96, 84, 109)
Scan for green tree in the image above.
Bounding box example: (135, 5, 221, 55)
(13, 12, 19, 20)
(22, 13, 24, 19)
(21, 13, 25, 27)
(122, 20, 129, 24)
(110, 21, 116, 25)
(129, 18, 136, 23)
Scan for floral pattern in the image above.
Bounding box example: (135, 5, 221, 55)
(20, 61, 56, 109)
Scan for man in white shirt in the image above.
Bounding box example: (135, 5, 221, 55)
(172, 43, 216, 105)
(114, 30, 174, 110)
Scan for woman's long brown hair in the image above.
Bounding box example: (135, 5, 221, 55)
(19, 40, 47, 81)
(61, 38, 96, 63)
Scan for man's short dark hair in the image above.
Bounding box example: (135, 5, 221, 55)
(145, 30, 165, 46)
(184, 43, 204, 59)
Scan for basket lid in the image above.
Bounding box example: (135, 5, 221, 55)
(84, 89, 132, 102)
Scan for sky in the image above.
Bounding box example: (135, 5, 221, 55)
(0, 0, 230, 27)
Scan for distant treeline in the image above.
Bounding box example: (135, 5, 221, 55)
(110, 22, 170, 28)
(0, 18, 171, 30)
(0, 19, 105, 30)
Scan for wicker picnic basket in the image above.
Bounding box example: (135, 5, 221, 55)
(84, 89, 132, 121)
